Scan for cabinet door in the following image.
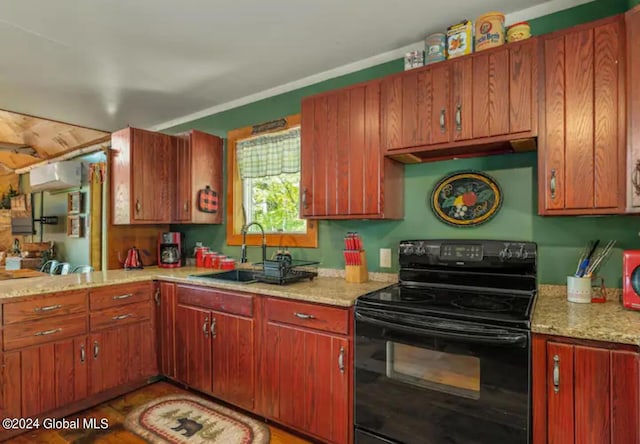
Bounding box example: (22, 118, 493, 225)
(0, 352, 21, 420)
(300, 81, 382, 218)
(174, 305, 212, 393)
(546, 342, 574, 443)
(452, 58, 473, 141)
(131, 129, 173, 222)
(158, 282, 176, 378)
(610, 350, 640, 444)
(19, 336, 88, 417)
(264, 322, 350, 444)
(174, 134, 192, 222)
(188, 131, 223, 224)
(471, 47, 510, 138)
(89, 321, 156, 395)
(628, 6, 640, 211)
(430, 64, 451, 145)
(540, 18, 624, 214)
(211, 311, 255, 410)
(574, 346, 610, 444)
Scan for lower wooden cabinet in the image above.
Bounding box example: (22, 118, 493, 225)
(532, 335, 640, 444)
(158, 282, 176, 378)
(174, 285, 256, 410)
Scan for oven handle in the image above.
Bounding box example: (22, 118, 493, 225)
(355, 311, 528, 347)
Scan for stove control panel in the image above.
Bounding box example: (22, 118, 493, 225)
(398, 240, 537, 269)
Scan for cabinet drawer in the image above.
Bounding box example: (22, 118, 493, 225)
(90, 301, 153, 331)
(177, 285, 253, 317)
(4, 314, 87, 351)
(89, 283, 153, 311)
(265, 298, 349, 335)
(3, 290, 87, 325)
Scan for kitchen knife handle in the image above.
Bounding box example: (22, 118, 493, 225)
(553, 355, 560, 393)
(632, 160, 640, 196)
(338, 346, 345, 374)
(440, 108, 446, 133)
(455, 103, 462, 132)
(135, 199, 141, 214)
(550, 169, 557, 200)
(203, 316, 209, 337)
(294, 312, 315, 320)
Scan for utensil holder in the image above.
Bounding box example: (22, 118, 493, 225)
(567, 276, 592, 303)
(345, 251, 368, 283)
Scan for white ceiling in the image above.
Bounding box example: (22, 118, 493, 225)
(0, 0, 591, 132)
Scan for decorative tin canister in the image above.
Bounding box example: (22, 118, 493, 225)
(425, 32, 447, 64)
(447, 20, 473, 59)
(475, 11, 505, 51)
(507, 22, 531, 42)
(404, 50, 425, 70)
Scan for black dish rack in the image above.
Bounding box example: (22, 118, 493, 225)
(253, 257, 319, 285)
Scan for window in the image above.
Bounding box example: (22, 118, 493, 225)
(226, 114, 317, 248)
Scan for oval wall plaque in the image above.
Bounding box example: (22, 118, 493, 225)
(430, 170, 503, 227)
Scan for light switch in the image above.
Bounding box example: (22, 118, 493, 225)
(380, 248, 392, 268)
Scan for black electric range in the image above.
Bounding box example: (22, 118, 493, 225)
(354, 239, 537, 444)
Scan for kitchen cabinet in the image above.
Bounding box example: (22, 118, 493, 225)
(381, 38, 538, 161)
(627, 5, 640, 211)
(88, 283, 157, 395)
(262, 298, 351, 444)
(300, 80, 404, 219)
(157, 282, 176, 378)
(538, 16, 626, 215)
(174, 285, 256, 409)
(173, 130, 223, 224)
(111, 127, 175, 224)
(532, 335, 640, 444)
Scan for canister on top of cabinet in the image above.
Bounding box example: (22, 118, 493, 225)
(475, 11, 506, 51)
(425, 32, 447, 65)
(447, 20, 474, 59)
(404, 50, 425, 70)
(507, 22, 531, 42)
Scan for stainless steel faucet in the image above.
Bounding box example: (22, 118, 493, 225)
(240, 222, 267, 264)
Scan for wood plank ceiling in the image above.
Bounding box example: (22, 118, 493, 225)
(0, 109, 109, 171)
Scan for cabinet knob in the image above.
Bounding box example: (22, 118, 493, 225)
(550, 169, 557, 200)
(553, 355, 560, 393)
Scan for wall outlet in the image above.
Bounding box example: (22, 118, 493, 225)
(380, 248, 392, 268)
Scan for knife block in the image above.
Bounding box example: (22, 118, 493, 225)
(345, 251, 368, 283)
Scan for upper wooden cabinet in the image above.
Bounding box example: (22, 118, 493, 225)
(300, 80, 404, 219)
(111, 127, 174, 224)
(627, 5, 640, 212)
(538, 16, 626, 215)
(381, 38, 538, 161)
(111, 127, 223, 225)
(173, 130, 223, 224)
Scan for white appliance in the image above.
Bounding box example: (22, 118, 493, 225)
(29, 161, 82, 191)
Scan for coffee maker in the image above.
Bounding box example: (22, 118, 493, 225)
(158, 232, 183, 268)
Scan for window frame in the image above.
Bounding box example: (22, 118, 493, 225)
(226, 114, 317, 248)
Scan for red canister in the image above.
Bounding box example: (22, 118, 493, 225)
(216, 255, 226, 269)
(195, 247, 208, 267)
(220, 258, 235, 270)
(203, 252, 216, 268)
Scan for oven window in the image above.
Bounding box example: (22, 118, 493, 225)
(386, 342, 480, 400)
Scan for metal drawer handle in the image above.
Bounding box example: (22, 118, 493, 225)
(631, 161, 640, 197)
(553, 355, 560, 393)
(294, 312, 315, 320)
(93, 341, 99, 359)
(135, 200, 141, 213)
(338, 346, 345, 374)
(302, 188, 308, 210)
(112, 293, 132, 300)
(440, 108, 446, 133)
(80, 344, 86, 363)
(184, 202, 189, 212)
(34, 304, 62, 313)
(210, 317, 217, 339)
(203, 316, 209, 337)
(112, 313, 132, 321)
(34, 328, 62, 336)
(550, 169, 557, 200)
(455, 103, 462, 132)
(154, 288, 160, 306)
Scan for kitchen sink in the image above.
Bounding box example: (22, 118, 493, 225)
(188, 269, 258, 284)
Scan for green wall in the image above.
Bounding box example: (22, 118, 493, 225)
(170, 0, 636, 287)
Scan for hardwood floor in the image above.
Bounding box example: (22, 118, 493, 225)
(5, 381, 311, 444)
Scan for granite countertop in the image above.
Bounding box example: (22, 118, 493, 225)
(0, 266, 395, 307)
(532, 285, 640, 346)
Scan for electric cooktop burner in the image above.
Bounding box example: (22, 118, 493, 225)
(451, 296, 514, 312)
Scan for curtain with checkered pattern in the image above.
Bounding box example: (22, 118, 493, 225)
(236, 127, 300, 179)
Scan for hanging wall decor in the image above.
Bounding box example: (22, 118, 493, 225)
(430, 170, 502, 227)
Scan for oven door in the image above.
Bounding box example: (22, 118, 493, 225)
(355, 308, 530, 444)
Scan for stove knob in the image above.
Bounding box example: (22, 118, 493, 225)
(499, 247, 512, 261)
(515, 245, 527, 259)
(415, 246, 426, 256)
(400, 244, 414, 255)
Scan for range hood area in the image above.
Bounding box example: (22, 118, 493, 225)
(28, 160, 82, 191)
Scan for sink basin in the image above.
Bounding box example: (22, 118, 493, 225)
(188, 269, 258, 284)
